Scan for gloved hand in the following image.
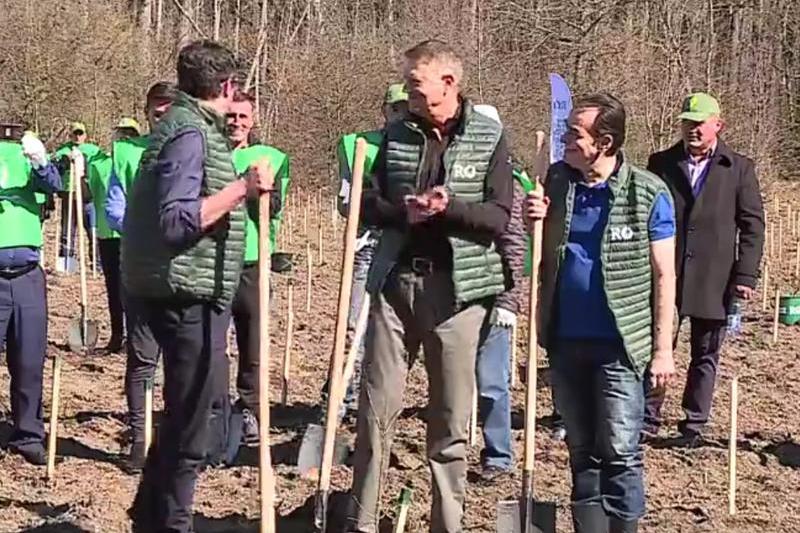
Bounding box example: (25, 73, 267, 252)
(21, 132, 48, 169)
(69, 147, 85, 178)
(492, 307, 517, 328)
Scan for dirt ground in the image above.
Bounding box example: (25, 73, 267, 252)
(1, 187, 799, 533)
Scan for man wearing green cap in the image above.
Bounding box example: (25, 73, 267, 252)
(325, 82, 409, 417)
(644, 92, 764, 446)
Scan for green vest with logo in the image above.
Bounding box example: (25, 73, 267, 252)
(87, 153, 120, 240)
(232, 144, 290, 262)
(337, 130, 383, 186)
(0, 141, 43, 249)
(112, 136, 149, 194)
(122, 92, 246, 306)
(367, 102, 507, 304)
(539, 160, 671, 376)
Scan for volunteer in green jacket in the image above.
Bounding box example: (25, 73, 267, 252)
(54, 122, 103, 262)
(525, 93, 676, 533)
(105, 81, 176, 471)
(0, 122, 62, 466)
(326, 83, 408, 418)
(122, 41, 273, 532)
(346, 41, 513, 533)
(227, 88, 288, 444)
(85, 118, 141, 353)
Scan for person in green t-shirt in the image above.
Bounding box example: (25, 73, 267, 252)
(84, 118, 142, 354)
(323, 83, 408, 420)
(226, 89, 286, 444)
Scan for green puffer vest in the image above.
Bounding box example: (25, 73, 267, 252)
(121, 92, 246, 307)
(367, 101, 506, 304)
(539, 159, 671, 376)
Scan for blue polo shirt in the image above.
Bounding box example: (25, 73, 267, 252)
(555, 180, 675, 340)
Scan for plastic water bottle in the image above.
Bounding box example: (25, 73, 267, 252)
(726, 299, 742, 336)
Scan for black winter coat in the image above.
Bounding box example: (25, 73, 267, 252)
(647, 140, 765, 320)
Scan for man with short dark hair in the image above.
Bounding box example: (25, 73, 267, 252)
(644, 93, 764, 446)
(105, 81, 177, 470)
(122, 41, 272, 532)
(345, 40, 513, 533)
(526, 93, 677, 533)
(227, 89, 287, 444)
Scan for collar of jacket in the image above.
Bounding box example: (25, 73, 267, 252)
(562, 152, 632, 198)
(174, 91, 228, 132)
(673, 139, 734, 168)
(405, 96, 471, 137)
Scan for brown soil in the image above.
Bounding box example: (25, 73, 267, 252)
(1, 187, 799, 533)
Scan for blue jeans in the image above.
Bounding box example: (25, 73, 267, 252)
(550, 339, 645, 521)
(476, 324, 513, 470)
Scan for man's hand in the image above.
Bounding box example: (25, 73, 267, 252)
(524, 188, 549, 230)
(424, 186, 449, 215)
(404, 194, 430, 225)
(649, 349, 675, 390)
(246, 158, 275, 198)
(735, 285, 755, 300)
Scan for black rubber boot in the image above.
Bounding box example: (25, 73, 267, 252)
(571, 503, 609, 533)
(609, 516, 638, 533)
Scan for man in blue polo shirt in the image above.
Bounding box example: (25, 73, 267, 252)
(526, 93, 676, 533)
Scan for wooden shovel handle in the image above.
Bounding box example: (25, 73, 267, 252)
(257, 167, 276, 533)
(318, 139, 367, 493)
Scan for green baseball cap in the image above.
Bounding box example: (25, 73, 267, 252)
(71, 121, 87, 133)
(115, 117, 141, 134)
(384, 83, 409, 105)
(678, 92, 721, 122)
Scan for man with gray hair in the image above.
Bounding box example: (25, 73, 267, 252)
(344, 40, 514, 532)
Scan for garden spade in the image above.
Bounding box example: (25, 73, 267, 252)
(297, 292, 370, 478)
(67, 151, 98, 352)
(496, 131, 556, 533)
(312, 138, 367, 532)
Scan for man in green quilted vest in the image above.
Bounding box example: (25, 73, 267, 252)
(525, 93, 677, 533)
(104, 81, 177, 471)
(122, 41, 273, 533)
(345, 41, 514, 533)
(226, 88, 286, 445)
(0, 122, 62, 466)
(325, 82, 408, 419)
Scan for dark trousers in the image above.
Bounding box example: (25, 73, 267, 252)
(124, 297, 161, 442)
(130, 298, 230, 533)
(644, 317, 727, 434)
(231, 263, 259, 413)
(98, 238, 124, 340)
(0, 266, 48, 450)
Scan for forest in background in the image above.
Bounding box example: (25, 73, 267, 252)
(3, 0, 799, 188)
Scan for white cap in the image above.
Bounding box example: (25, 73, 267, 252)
(474, 104, 502, 125)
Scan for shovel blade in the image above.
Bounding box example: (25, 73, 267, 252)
(495, 499, 556, 533)
(56, 256, 78, 274)
(297, 423, 349, 479)
(67, 318, 99, 353)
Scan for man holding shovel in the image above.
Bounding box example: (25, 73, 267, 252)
(0, 122, 62, 465)
(344, 40, 513, 533)
(105, 81, 177, 470)
(525, 93, 676, 533)
(121, 41, 273, 532)
(227, 88, 287, 445)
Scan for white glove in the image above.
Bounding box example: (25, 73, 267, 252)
(493, 307, 517, 328)
(69, 147, 85, 178)
(21, 133, 48, 169)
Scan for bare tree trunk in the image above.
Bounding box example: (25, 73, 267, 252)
(213, 0, 221, 40)
(156, 0, 163, 39)
(705, 0, 715, 90)
(234, 0, 241, 54)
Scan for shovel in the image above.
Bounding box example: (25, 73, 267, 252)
(67, 154, 98, 352)
(56, 170, 77, 274)
(496, 131, 556, 533)
(298, 292, 370, 478)
(313, 138, 368, 532)
(257, 167, 278, 533)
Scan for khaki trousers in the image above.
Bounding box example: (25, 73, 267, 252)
(346, 268, 487, 533)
